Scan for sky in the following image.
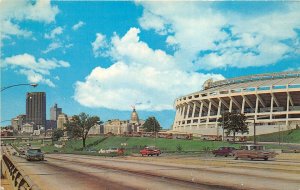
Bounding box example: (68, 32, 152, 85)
(1, 1, 300, 128)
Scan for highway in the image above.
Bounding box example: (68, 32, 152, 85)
(3, 147, 300, 190)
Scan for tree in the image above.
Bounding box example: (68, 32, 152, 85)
(218, 112, 248, 143)
(64, 112, 100, 148)
(52, 129, 64, 142)
(142, 116, 161, 132)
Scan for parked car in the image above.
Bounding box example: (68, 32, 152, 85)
(212, 147, 236, 157)
(25, 148, 44, 161)
(19, 148, 26, 155)
(140, 146, 161, 156)
(233, 145, 277, 161)
(98, 148, 124, 155)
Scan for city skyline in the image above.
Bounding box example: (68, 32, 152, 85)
(1, 1, 300, 128)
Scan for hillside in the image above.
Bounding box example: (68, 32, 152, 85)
(252, 129, 300, 143)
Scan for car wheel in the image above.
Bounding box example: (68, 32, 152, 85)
(234, 157, 238, 160)
(264, 158, 268, 161)
(156, 154, 159, 156)
(251, 157, 254, 160)
(225, 155, 228, 157)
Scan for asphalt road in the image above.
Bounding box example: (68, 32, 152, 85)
(4, 149, 300, 190)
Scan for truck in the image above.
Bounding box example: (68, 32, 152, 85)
(233, 145, 277, 161)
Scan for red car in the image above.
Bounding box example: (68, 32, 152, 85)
(212, 147, 236, 157)
(140, 146, 161, 156)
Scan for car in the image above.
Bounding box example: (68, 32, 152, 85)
(140, 146, 161, 156)
(233, 145, 277, 161)
(212, 147, 236, 157)
(25, 148, 44, 161)
(19, 148, 26, 155)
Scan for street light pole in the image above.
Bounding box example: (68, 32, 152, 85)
(1, 83, 38, 92)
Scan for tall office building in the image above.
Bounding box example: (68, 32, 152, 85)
(26, 92, 46, 129)
(50, 103, 62, 121)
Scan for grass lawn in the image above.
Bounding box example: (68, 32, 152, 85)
(41, 136, 243, 154)
(41, 136, 103, 153)
(249, 129, 300, 143)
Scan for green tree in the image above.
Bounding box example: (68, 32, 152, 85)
(52, 129, 64, 142)
(218, 112, 248, 143)
(64, 112, 100, 148)
(142, 116, 161, 132)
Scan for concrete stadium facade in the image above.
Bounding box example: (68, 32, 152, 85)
(172, 71, 300, 136)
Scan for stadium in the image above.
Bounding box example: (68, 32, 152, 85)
(172, 71, 300, 136)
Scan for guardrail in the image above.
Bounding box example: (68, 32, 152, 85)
(1, 153, 40, 190)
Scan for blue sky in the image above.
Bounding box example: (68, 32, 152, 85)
(1, 1, 300, 128)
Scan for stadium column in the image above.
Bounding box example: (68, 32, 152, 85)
(229, 98, 233, 113)
(270, 94, 274, 120)
(186, 103, 191, 119)
(241, 96, 245, 114)
(199, 101, 204, 118)
(192, 102, 196, 119)
(206, 101, 212, 126)
(286, 93, 290, 126)
(215, 100, 222, 128)
(174, 106, 180, 129)
(255, 95, 259, 120)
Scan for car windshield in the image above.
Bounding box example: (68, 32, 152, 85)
(250, 146, 264, 150)
(27, 149, 41, 154)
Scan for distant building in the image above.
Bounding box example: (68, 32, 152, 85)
(103, 107, 144, 135)
(26, 92, 46, 129)
(46, 120, 57, 130)
(104, 119, 130, 134)
(22, 123, 35, 134)
(11, 114, 26, 132)
(88, 124, 104, 135)
(50, 103, 62, 121)
(57, 113, 68, 130)
(11, 118, 18, 131)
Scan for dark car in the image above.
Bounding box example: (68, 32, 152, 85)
(25, 148, 44, 161)
(212, 147, 236, 157)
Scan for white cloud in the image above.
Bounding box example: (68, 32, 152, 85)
(75, 28, 223, 111)
(138, 2, 300, 70)
(92, 33, 109, 57)
(4, 53, 70, 87)
(42, 42, 62, 54)
(72, 21, 85, 31)
(44, 27, 63, 39)
(0, 0, 59, 48)
(42, 42, 73, 54)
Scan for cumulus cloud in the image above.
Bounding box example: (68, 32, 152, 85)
(0, 0, 59, 48)
(44, 27, 63, 39)
(138, 2, 300, 70)
(75, 28, 223, 111)
(72, 21, 85, 31)
(4, 53, 70, 87)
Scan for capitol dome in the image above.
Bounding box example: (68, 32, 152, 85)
(130, 107, 139, 124)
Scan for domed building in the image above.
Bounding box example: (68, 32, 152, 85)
(103, 107, 144, 135)
(130, 107, 139, 125)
